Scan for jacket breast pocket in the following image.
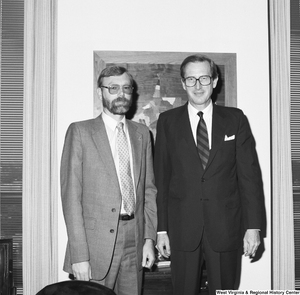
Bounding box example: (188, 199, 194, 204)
(223, 139, 236, 146)
(221, 139, 236, 157)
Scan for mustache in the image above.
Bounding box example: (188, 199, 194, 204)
(114, 96, 130, 103)
(112, 96, 132, 105)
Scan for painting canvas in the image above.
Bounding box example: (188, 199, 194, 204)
(94, 51, 237, 139)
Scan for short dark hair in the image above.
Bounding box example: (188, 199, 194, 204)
(97, 66, 134, 88)
(180, 54, 218, 80)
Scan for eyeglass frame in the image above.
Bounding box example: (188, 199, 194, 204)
(183, 75, 213, 87)
(100, 84, 134, 95)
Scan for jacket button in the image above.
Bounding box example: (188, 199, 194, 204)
(110, 229, 114, 233)
(111, 208, 116, 212)
(201, 178, 205, 182)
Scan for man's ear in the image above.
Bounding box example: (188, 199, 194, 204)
(97, 87, 102, 99)
(181, 79, 187, 91)
(213, 77, 219, 89)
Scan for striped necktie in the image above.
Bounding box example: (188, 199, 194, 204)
(116, 122, 135, 215)
(196, 111, 210, 169)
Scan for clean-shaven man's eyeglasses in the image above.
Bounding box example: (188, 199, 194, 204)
(183, 75, 212, 87)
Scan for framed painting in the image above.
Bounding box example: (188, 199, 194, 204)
(94, 51, 237, 138)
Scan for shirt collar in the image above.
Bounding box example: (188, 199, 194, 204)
(188, 99, 213, 118)
(101, 111, 127, 132)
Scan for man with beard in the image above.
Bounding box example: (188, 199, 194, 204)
(60, 66, 157, 295)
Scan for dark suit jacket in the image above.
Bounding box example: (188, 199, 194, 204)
(60, 115, 157, 281)
(154, 102, 264, 253)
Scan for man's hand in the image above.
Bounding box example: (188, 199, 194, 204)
(72, 261, 92, 281)
(156, 233, 171, 258)
(142, 239, 156, 269)
(243, 229, 260, 257)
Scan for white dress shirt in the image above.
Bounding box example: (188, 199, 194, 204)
(187, 99, 213, 149)
(102, 112, 136, 214)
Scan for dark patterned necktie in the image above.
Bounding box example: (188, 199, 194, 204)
(197, 111, 210, 169)
(116, 122, 135, 215)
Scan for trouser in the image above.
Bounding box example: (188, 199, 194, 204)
(171, 230, 238, 295)
(94, 218, 141, 295)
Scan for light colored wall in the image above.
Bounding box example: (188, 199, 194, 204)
(57, 0, 271, 289)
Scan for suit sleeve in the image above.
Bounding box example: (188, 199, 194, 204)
(154, 115, 171, 232)
(60, 123, 90, 264)
(236, 112, 265, 231)
(143, 129, 158, 241)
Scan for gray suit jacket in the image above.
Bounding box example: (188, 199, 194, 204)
(60, 114, 157, 280)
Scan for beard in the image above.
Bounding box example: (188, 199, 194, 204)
(103, 96, 132, 115)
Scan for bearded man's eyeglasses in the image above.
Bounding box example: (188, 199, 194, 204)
(101, 85, 134, 95)
(183, 75, 212, 87)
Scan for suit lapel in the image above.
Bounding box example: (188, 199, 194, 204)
(205, 104, 226, 169)
(177, 104, 200, 160)
(91, 115, 119, 183)
(127, 120, 143, 189)
(177, 103, 228, 173)
(91, 115, 143, 191)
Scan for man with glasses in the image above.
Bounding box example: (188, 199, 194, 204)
(61, 66, 157, 295)
(154, 54, 264, 295)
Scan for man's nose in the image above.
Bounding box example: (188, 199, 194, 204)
(195, 80, 202, 89)
(118, 86, 125, 96)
